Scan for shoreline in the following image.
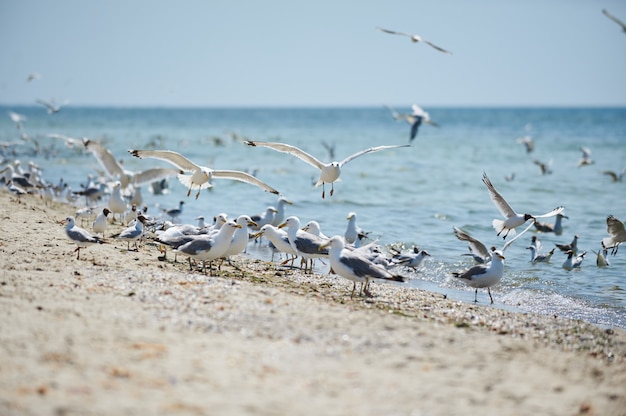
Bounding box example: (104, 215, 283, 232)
(1, 189, 625, 415)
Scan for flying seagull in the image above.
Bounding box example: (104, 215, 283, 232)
(129, 149, 280, 199)
(376, 27, 452, 54)
(245, 140, 409, 198)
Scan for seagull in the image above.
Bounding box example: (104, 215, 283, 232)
(249, 206, 278, 233)
(533, 159, 553, 175)
(117, 214, 148, 250)
(451, 250, 505, 304)
(36, 98, 66, 114)
(592, 247, 610, 267)
(84, 140, 181, 190)
(603, 9, 626, 33)
(516, 136, 534, 153)
(526, 246, 555, 264)
(345, 212, 370, 246)
(302, 220, 330, 240)
(278, 216, 329, 272)
(602, 215, 626, 255)
(222, 215, 258, 259)
(129, 149, 279, 199)
(107, 181, 128, 223)
(271, 196, 293, 227)
(320, 235, 407, 298)
(64, 216, 104, 260)
(252, 224, 298, 262)
(27, 72, 42, 82)
(533, 213, 568, 235)
(376, 27, 452, 54)
(578, 146, 594, 167)
(391, 246, 431, 270)
(555, 234, 579, 255)
(92, 208, 111, 236)
(453, 226, 492, 264)
(482, 172, 564, 239)
(163, 201, 185, 221)
(562, 250, 587, 271)
(385, 105, 439, 142)
(244, 140, 409, 198)
(175, 221, 242, 275)
(7, 111, 27, 129)
(602, 169, 625, 182)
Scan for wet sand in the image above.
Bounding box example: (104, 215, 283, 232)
(1, 189, 625, 415)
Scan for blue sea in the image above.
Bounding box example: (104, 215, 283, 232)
(2, 105, 625, 328)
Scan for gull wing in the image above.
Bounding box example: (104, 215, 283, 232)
(607, 215, 625, 237)
(410, 117, 423, 141)
(244, 140, 325, 170)
(482, 172, 516, 219)
(603, 9, 626, 30)
(68, 227, 97, 244)
(211, 169, 279, 194)
(339, 144, 409, 167)
(84, 140, 125, 179)
(129, 149, 201, 172)
(376, 27, 412, 38)
(423, 39, 452, 54)
(532, 206, 565, 219)
(340, 251, 393, 280)
(131, 167, 183, 187)
(502, 221, 535, 252)
(453, 226, 491, 260)
(454, 264, 488, 281)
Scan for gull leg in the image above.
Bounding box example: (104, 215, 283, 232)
(195, 188, 201, 200)
(321, 183, 325, 199)
(330, 183, 334, 196)
(187, 186, 192, 197)
(474, 289, 478, 303)
(488, 288, 494, 304)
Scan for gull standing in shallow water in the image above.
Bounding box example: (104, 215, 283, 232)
(245, 140, 409, 198)
(482, 172, 564, 239)
(320, 235, 407, 298)
(64, 216, 104, 260)
(129, 149, 279, 199)
(376, 27, 452, 55)
(451, 250, 505, 304)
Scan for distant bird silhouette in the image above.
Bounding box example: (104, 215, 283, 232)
(376, 27, 452, 54)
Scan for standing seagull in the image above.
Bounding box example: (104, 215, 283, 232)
(451, 250, 506, 304)
(129, 149, 279, 199)
(245, 140, 409, 198)
(320, 235, 407, 298)
(64, 216, 104, 260)
(603, 9, 626, 33)
(376, 27, 452, 54)
(482, 172, 564, 239)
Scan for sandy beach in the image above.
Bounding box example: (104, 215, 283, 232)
(1, 189, 625, 416)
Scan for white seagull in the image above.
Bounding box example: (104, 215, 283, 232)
(129, 149, 279, 199)
(175, 221, 242, 275)
(376, 27, 452, 55)
(602, 215, 626, 255)
(320, 235, 407, 298)
(482, 172, 564, 239)
(245, 140, 409, 198)
(562, 250, 587, 271)
(92, 208, 111, 237)
(391, 246, 431, 270)
(278, 216, 329, 272)
(64, 216, 104, 260)
(384, 105, 439, 142)
(451, 249, 505, 304)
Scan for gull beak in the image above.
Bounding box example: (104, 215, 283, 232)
(235, 224, 243, 229)
(252, 231, 263, 239)
(248, 220, 258, 228)
(319, 239, 331, 251)
(278, 222, 287, 229)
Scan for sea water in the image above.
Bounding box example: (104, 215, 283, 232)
(1, 106, 625, 328)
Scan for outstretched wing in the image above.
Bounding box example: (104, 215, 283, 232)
(339, 144, 409, 167)
(84, 140, 125, 179)
(376, 27, 412, 38)
(129, 149, 201, 172)
(244, 140, 325, 170)
(482, 172, 516, 219)
(533, 206, 565, 219)
(453, 226, 491, 260)
(211, 169, 279, 194)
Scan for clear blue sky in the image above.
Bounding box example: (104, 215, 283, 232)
(1, 0, 625, 107)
